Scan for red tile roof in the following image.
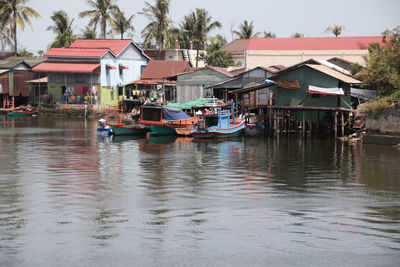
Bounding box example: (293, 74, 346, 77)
(45, 48, 109, 58)
(70, 39, 133, 55)
(221, 39, 249, 54)
(32, 62, 101, 74)
(140, 60, 190, 79)
(247, 36, 385, 50)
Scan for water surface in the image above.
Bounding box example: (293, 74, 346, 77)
(0, 116, 399, 266)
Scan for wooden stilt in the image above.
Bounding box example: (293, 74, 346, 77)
(341, 112, 345, 137)
(334, 112, 338, 139)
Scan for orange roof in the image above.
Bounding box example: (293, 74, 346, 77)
(140, 60, 190, 79)
(247, 36, 384, 50)
(45, 48, 109, 58)
(32, 62, 101, 74)
(70, 39, 133, 55)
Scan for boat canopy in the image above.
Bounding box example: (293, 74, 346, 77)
(142, 103, 191, 120)
(165, 99, 214, 109)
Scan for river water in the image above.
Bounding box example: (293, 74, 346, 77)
(0, 116, 399, 266)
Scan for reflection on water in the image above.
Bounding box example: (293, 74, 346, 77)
(0, 117, 399, 266)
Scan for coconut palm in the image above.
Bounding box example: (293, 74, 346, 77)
(0, 0, 41, 54)
(263, 31, 276, 38)
(47, 10, 76, 48)
(291, 32, 305, 38)
(79, 0, 117, 39)
(187, 8, 221, 67)
(325, 24, 345, 37)
(110, 6, 135, 39)
(80, 25, 97, 39)
(234, 20, 259, 39)
(140, 0, 172, 59)
(0, 24, 12, 50)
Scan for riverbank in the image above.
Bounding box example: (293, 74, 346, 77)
(39, 104, 106, 118)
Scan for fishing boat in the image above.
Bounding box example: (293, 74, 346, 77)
(103, 107, 149, 136)
(244, 123, 265, 136)
(190, 105, 245, 139)
(97, 119, 112, 136)
(139, 103, 197, 135)
(7, 108, 38, 117)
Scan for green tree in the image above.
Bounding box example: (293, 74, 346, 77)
(357, 26, 400, 95)
(291, 32, 305, 38)
(234, 20, 259, 39)
(199, 35, 235, 67)
(47, 10, 76, 48)
(0, 24, 12, 50)
(0, 0, 41, 54)
(325, 24, 345, 37)
(18, 47, 33, 57)
(263, 31, 276, 38)
(80, 25, 97, 39)
(188, 8, 221, 67)
(140, 0, 172, 59)
(110, 6, 134, 39)
(79, 0, 117, 39)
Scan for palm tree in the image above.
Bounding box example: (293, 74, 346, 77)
(79, 0, 117, 39)
(0, 24, 12, 50)
(291, 32, 305, 38)
(0, 0, 41, 54)
(140, 0, 172, 59)
(234, 20, 259, 39)
(47, 10, 76, 48)
(110, 6, 135, 39)
(325, 24, 345, 37)
(187, 8, 221, 67)
(263, 31, 276, 38)
(80, 25, 97, 39)
(199, 34, 235, 67)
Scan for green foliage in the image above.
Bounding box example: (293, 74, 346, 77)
(18, 48, 33, 57)
(110, 6, 135, 39)
(234, 20, 259, 39)
(351, 63, 364, 75)
(79, 0, 117, 39)
(291, 32, 304, 38)
(47, 10, 76, 48)
(358, 90, 400, 114)
(325, 24, 345, 37)
(140, 0, 172, 58)
(199, 35, 235, 67)
(357, 26, 400, 95)
(263, 31, 276, 38)
(80, 25, 97, 39)
(0, 0, 41, 53)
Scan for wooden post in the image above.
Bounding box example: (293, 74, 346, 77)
(316, 111, 319, 136)
(341, 112, 345, 137)
(334, 111, 338, 139)
(309, 111, 312, 136)
(302, 110, 306, 137)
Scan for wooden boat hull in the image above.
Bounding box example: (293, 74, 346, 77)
(149, 125, 177, 135)
(191, 120, 245, 139)
(109, 124, 149, 136)
(244, 123, 265, 137)
(7, 110, 38, 117)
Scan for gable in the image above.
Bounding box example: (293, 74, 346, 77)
(118, 43, 150, 61)
(177, 69, 231, 83)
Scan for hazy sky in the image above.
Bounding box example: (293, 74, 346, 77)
(14, 0, 400, 54)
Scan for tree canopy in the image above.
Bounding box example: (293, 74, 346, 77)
(199, 35, 235, 68)
(325, 24, 345, 37)
(47, 10, 76, 48)
(234, 20, 259, 39)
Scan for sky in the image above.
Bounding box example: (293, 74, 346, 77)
(13, 0, 400, 54)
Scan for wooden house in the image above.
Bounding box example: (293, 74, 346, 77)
(0, 57, 46, 106)
(33, 39, 149, 108)
(171, 66, 235, 103)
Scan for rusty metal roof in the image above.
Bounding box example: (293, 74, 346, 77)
(305, 64, 361, 84)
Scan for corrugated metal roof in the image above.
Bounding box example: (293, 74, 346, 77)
(166, 99, 214, 109)
(0, 69, 9, 74)
(70, 39, 132, 55)
(32, 62, 101, 74)
(45, 48, 109, 58)
(247, 36, 384, 50)
(25, 77, 48, 83)
(305, 64, 361, 84)
(140, 60, 190, 79)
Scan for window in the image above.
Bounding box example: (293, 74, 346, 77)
(110, 91, 114, 100)
(118, 87, 123, 96)
(141, 65, 146, 74)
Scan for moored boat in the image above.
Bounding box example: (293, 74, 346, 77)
(190, 107, 245, 139)
(7, 108, 38, 117)
(139, 103, 197, 135)
(102, 107, 150, 136)
(244, 123, 265, 136)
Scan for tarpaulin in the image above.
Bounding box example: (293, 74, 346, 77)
(305, 85, 344, 96)
(350, 88, 377, 100)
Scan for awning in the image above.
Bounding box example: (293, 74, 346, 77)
(25, 77, 48, 83)
(32, 62, 101, 74)
(106, 64, 116, 70)
(305, 85, 344, 96)
(119, 64, 129, 70)
(350, 88, 377, 100)
(166, 99, 215, 109)
(127, 79, 176, 86)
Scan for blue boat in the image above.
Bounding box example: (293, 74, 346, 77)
(190, 107, 245, 139)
